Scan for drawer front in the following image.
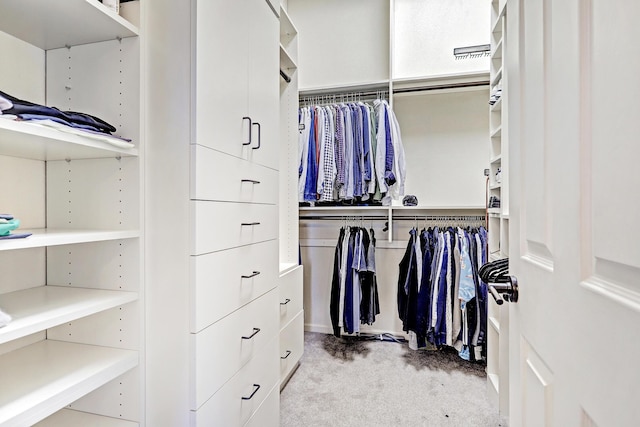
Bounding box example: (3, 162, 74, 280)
(278, 265, 303, 328)
(279, 311, 304, 385)
(191, 145, 278, 204)
(191, 201, 277, 255)
(191, 289, 279, 409)
(244, 382, 280, 427)
(191, 240, 278, 332)
(192, 336, 279, 427)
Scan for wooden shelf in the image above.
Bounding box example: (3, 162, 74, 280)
(0, 0, 139, 50)
(279, 6, 298, 47)
(491, 38, 503, 59)
(392, 71, 490, 92)
(280, 44, 297, 71)
(35, 409, 139, 427)
(0, 340, 138, 426)
(489, 183, 502, 190)
(491, 67, 503, 87)
(490, 97, 502, 112)
(0, 119, 138, 161)
(0, 229, 139, 251)
(0, 286, 138, 345)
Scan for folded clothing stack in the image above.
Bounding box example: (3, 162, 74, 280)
(0, 89, 134, 148)
(0, 214, 31, 240)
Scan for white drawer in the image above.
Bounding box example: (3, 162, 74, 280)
(244, 382, 279, 427)
(278, 265, 303, 329)
(279, 311, 304, 386)
(191, 240, 278, 332)
(191, 289, 278, 409)
(191, 145, 278, 204)
(192, 336, 279, 427)
(191, 201, 277, 255)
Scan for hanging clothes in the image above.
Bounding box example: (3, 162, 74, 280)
(330, 226, 380, 337)
(298, 100, 406, 205)
(397, 226, 488, 361)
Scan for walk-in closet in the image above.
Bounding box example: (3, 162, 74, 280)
(1, 0, 639, 426)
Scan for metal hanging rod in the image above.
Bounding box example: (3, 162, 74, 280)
(280, 69, 292, 83)
(299, 91, 389, 106)
(299, 215, 485, 222)
(393, 81, 489, 94)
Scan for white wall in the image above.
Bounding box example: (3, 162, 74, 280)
(288, 0, 390, 89)
(394, 88, 490, 207)
(393, 0, 491, 79)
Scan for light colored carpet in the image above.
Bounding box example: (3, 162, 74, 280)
(280, 332, 508, 427)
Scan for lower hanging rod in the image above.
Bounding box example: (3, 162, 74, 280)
(299, 215, 486, 221)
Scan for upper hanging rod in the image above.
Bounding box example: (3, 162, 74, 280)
(280, 69, 292, 83)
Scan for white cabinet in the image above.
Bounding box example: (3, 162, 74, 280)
(194, 0, 279, 171)
(278, 4, 304, 391)
(146, 0, 282, 424)
(0, 1, 143, 425)
(278, 265, 304, 387)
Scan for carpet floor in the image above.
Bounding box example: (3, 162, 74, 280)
(280, 332, 508, 427)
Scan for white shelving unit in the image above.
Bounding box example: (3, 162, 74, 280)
(35, 409, 139, 427)
(0, 0, 142, 424)
(0, 340, 138, 426)
(278, 4, 304, 396)
(279, 4, 300, 267)
(0, 0, 138, 50)
(486, 0, 510, 418)
(0, 286, 137, 345)
(0, 119, 138, 161)
(0, 229, 139, 251)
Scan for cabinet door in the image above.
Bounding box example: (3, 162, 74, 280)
(246, 0, 279, 170)
(194, 0, 250, 155)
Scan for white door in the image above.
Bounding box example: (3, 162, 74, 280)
(507, 0, 640, 425)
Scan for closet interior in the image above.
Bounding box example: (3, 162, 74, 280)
(290, 0, 493, 342)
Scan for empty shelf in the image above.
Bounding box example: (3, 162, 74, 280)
(0, 286, 138, 345)
(0, 340, 138, 426)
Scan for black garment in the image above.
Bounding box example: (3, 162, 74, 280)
(0, 89, 117, 134)
(329, 227, 381, 337)
(330, 227, 345, 337)
(397, 229, 419, 334)
(360, 229, 380, 325)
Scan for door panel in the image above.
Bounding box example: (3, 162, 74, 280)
(521, 0, 553, 264)
(194, 0, 249, 156)
(247, 0, 279, 170)
(508, 0, 640, 425)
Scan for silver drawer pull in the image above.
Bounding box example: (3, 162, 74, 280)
(241, 222, 261, 226)
(242, 271, 261, 279)
(241, 327, 261, 340)
(280, 298, 291, 305)
(241, 384, 261, 400)
(281, 350, 292, 360)
(241, 179, 261, 184)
